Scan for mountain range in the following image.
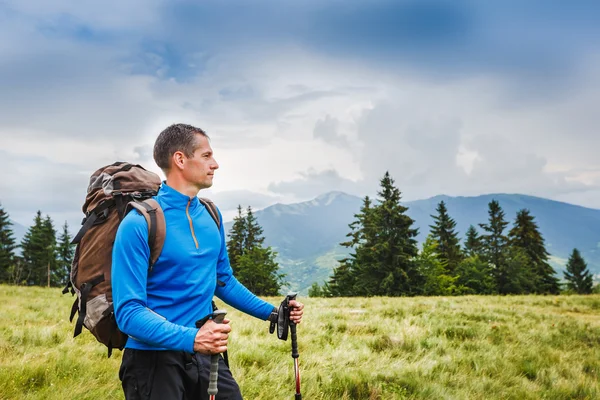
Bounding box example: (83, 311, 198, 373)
(9, 192, 600, 295)
(225, 192, 600, 294)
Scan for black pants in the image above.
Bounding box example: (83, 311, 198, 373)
(119, 349, 243, 400)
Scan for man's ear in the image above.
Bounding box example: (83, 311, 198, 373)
(172, 151, 186, 170)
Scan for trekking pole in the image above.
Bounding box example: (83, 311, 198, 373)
(269, 293, 302, 399)
(208, 309, 227, 400)
(287, 293, 302, 400)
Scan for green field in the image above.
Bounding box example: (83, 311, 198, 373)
(1, 285, 600, 399)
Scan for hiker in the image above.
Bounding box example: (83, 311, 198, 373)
(111, 123, 304, 399)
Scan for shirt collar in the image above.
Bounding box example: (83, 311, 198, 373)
(157, 181, 200, 209)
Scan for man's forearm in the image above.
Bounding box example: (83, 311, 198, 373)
(215, 275, 274, 320)
(116, 299, 198, 352)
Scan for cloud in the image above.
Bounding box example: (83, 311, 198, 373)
(0, 150, 89, 229)
(313, 115, 349, 148)
(2, 0, 600, 231)
(148, 1, 600, 85)
(352, 99, 466, 199)
(268, 169, 361, 199)
(133, 145, 154, 162)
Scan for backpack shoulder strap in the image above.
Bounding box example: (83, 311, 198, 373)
(199, 198, 220, 228)
(127, 199, 166, 269)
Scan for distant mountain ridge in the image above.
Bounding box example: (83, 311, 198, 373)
(225, 192, 600, 294)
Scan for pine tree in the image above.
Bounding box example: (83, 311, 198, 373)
(479, 200, 511, 294)
(226, 205, 285, 295)
(227, 205, 246, 271)
(502, 247, 536, 294)
(464, 225, 483, 258)
(357, 172, 420, 296)
(328, 259, 357, 297)
(308, 282, 324, 298)
(56, 222, 74, 287)
(41, 216, 58, 287)
(564, 249, 594, 294)
(455, 255, 495, 294)
(235, 246, 285, 296)
(416, 236, 457, 296)
(0, 203, 17, 283)
(329, 196, 375, 296)
(508, 209, 559, 294)
(20, 211, 57, 286)
(244, 206, 265, 250)
(20, 211, 44, 285)
(429, 201, 463, 273)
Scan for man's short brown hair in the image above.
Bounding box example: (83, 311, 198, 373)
(153, 124, 209, 171)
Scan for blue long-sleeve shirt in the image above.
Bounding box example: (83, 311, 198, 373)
(112, 182, 275, 353)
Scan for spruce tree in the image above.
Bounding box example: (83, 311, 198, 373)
(0, 203, 17, 283)
(235, 246, 285, 296)
(479, 200, 511, 294)
(329, 196, 375, 296)
(244, 206, 265, 250)
(464, 225, 483, 258)
(227, 205, 246, 271)
(56, 222, 74, 287)
(308, 282, 324, 298)
(455, 255, 495, 294)
(20, 211, 57, 286)
(328, 260, 357, 297)
(564, 249, 594, 294)
(417, 236, 457, 296)
(429, 201, 463, 273)
(358, 172, 420, 296)
(42, 216, 58, 287)
(508, 209, 559, 294)
(502, 247, 536, 294)
(227, 205, 285, 295)
(20, 211, 44, 285)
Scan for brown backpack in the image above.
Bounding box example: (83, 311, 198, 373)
(64, 162, 220, 356)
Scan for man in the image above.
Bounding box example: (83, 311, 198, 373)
(112, 123, 304, 399)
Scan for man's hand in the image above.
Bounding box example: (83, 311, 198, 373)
(289, 300, 304, 325)
(193, 318, 231, 354)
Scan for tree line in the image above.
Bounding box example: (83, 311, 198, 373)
(1, 178, 595, 298)
(0, 206, 73, 287)
(310, 172, 596, 297)
(0, 202, 285, 295)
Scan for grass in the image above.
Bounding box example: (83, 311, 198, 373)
(1, 285, 600, 399)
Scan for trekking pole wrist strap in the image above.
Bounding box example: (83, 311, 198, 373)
(269, 293, 297, 340)
(268, 307, 278, 334)
(268, 307, 278, 322)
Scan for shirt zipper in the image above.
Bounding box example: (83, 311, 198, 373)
(186, 198, 199, 249)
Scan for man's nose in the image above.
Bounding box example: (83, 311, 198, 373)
(212, 159, 219, 170)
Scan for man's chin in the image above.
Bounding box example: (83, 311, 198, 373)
(199, 181, 213, 190)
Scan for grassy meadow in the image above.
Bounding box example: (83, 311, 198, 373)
(1, 285, 600, 399)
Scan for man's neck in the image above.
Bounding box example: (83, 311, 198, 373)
(165, 177, 200, 198)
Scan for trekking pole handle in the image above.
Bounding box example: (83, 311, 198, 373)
(208, 310, 227, 397)
(290, 322, 299, 359)
(287, 292, 299, 358)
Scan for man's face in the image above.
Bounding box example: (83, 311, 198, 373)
(182, 134, 219, 190)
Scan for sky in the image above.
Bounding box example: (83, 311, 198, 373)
(1, 0, 599, 231)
